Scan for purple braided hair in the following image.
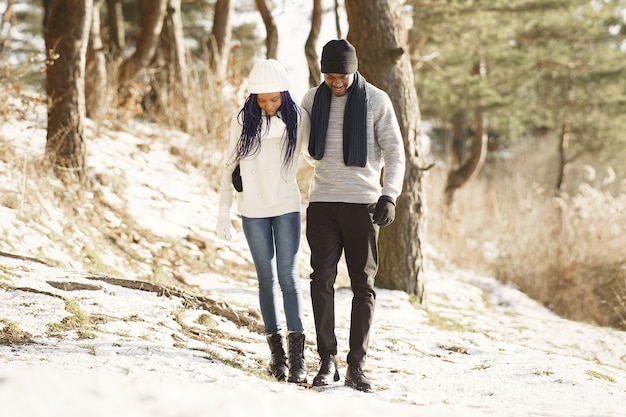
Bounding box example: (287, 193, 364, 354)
(235, 91, 300, 170)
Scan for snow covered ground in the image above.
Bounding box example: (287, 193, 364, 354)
(1, 1, 625, 416)
(1, 110, 625, 417)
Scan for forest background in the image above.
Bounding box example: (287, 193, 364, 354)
(1, 0, 626, 332)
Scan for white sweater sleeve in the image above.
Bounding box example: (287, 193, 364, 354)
(217, 114, 240, 211)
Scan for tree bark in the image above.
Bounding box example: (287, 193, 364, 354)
(117, 0, 167, 86)
(0, 0, 16, 55)
(43, 0, 93, 180)
(254, 0, 278, 59)
(159, 0, 188, 108)
(444, 112, 488, 205)
(333, 0, 343, 38)
(207, 0, 233, 78)
(305, 0, 322, 88)
(450, 110, 467, 166)
(555, 121, 569, 196)
(345, 0, 425, 299)
(105, 0, 124, 60)
(444, 57, 489, 206)
(85, 0, 107, 126)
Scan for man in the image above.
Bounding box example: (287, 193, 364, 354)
(300, 39, 406, 393)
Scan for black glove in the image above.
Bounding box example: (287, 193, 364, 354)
(372, 195, 396, 227)
(232, 164, 243, 192)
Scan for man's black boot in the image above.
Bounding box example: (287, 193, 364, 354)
(345, 364, 373, 393)
(312, 354, 340, 387)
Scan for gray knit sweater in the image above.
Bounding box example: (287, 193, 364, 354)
(300, 83, 405, 204)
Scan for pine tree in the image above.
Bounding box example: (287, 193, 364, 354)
(409, 0, 626, 180)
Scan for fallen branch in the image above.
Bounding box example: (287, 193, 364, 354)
(84, 274, 264, 333)
(0, 250, 50, 265)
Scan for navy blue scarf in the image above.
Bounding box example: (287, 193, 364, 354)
(308, 72, 368, 167)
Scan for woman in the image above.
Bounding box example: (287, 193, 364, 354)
(216, 59, 310, 384)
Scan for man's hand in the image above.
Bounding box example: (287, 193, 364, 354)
(372, 195, 396, 227)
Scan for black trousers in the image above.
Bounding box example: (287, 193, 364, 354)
(306, 202, 379, 367)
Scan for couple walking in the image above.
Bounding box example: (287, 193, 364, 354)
(216, 39, 406, 393)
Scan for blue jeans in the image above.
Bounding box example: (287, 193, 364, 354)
(242, 211, 304, 334)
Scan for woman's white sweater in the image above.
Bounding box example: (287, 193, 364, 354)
(218, 111, 310, 218)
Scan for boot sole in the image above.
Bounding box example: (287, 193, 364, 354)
(344, 379, 373, 393)
(311, 371, 340, 387)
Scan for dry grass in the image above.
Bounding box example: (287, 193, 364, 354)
(425, 139, 626, 330)
(0, 58, 244, 284)
(0, 320, 34, 345)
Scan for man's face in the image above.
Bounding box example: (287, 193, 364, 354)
(323, 73, 354, 97)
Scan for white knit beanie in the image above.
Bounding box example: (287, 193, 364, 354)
(248, 59, 289, 94)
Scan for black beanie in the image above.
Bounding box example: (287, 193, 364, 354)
(320, 39, 358, 74)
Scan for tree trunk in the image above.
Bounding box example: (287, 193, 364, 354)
(0, 0, 16, 56)
(254, 0, 278, 59)
(43, 0, 92, 181)
(333, 0, 343, 38)
(304, 0, 322, 88)
(85, 0, 107, 127)
(207, 0, 233, 78)
(444, 57, 488, 206)
(105, 0, 124, 60)
(450, 110, 467, 166)
(555, 121, 569, 196)
(158, 0, 188, 115)
(345, 0, 425, 300)
(444, 112, 488, 205)
(117, 0, 167, 86)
